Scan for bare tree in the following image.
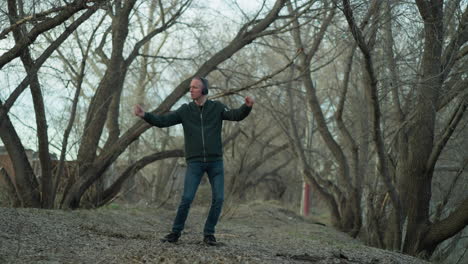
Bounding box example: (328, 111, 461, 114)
(0, 0, 107, 208)
(0, 0, 290, 209)
(341, 0, 468, 256)
(60, 0, 288, 209)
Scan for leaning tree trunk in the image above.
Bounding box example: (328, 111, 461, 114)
(0, 110, 40, 207)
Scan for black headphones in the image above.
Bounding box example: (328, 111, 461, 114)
(199, 77, 209, 95)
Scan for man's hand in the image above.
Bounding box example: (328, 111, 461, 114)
(245, 96, 254, 107)
(133, 104, 145, 117)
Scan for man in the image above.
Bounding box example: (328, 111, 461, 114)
(134, 77, 254, 246)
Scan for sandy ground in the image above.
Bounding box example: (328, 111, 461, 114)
(0, 201, 428, 263)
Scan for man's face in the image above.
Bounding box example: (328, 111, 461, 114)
(190, 79, 204, 100)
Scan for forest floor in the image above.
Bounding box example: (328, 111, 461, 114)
(0, 200, 428, 264)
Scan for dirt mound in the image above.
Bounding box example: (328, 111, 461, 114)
(0, 202, 427, 263)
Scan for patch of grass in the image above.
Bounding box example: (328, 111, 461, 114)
(103, 203, 121, 210)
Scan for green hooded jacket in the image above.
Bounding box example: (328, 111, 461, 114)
(143, 100, 252, 162)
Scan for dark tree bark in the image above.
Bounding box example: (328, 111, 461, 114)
(422, 198, 468, 255)
(0, 167, 21, 207)
(76, 0, 138, 172)
(0, 106, 40, 207)
(8, 0, 54, 208)
(399, 0, 445, 255)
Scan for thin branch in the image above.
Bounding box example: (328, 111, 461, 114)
(0, 5, 102, 123)
(124, 0, 192, 67)
(0, 5, 66, 39)
(434, 158, 468, 221)
(54, 12, 106, 205)
(438, 77, 468, 111)
(136, 54, 195, 62)
(95, 23, 111, 63)
(0, 0, 107, 70)
(210, 50, 301, 99)
(426, 97, 467, 175)
(441, 5, 468, 81)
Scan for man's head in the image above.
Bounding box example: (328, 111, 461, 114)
(190, 77, 209, 100)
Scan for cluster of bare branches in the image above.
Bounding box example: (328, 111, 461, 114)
(0, 0, 466, 261)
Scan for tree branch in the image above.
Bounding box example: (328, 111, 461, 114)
(124, 0, 192, 67)
(437, 77, 468, 111)
(427, 97, 467, 175)
(0, 0, 107, 70)
(423, 197, 468, 252)
(441, 5, 468, 81)
(0, 5, 102, 124)
(96, 149, 184, 207)
(434, 158, 468, 221)
(210, 50, 300, 99)
(54, 13, 105, 205)
(0, 5, 66, 39)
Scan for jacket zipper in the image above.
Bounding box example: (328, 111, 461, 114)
(199, 104, 206, 162)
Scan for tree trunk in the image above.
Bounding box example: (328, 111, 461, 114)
(0, 108, 41, 207)
(0, 168, 21, 207)
(76, 0, 137, 171)
(7, 0, 54, 208)
(400, 0, 444, 255)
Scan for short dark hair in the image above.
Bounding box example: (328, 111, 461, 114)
(193, 76, 209, 95)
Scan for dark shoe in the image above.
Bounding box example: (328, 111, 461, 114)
(160, 232, 181, 243)
(203, 234, 218, 246)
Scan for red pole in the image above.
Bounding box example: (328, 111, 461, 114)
(302, 181, 310, 216)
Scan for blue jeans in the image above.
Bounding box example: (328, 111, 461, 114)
(172, 160, 224, 235)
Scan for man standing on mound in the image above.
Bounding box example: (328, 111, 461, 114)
(134, 77, 254, 246)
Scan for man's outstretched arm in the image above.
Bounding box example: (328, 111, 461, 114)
(134, 104, 182, 128)
(222, 96, 254, 121)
